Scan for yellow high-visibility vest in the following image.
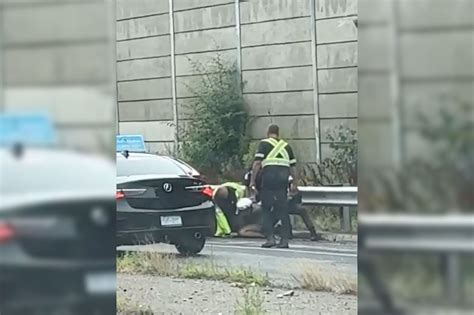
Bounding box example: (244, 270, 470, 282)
(210, 182, 246, 199)
(261, 138, 291, 168)
(211, 182, 245, 237)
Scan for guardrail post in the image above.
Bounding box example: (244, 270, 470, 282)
(444, 253, 461, 304)
(340, 206, 351, 232)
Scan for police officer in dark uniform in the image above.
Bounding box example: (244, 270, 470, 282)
(244, 170, 321, 241)
(249, 124, 297, 248)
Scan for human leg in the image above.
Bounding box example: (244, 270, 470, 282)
(260, 190, 276, 247)
(273, 189, 290, 248)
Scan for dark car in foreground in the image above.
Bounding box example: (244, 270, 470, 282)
(0, 147, 116, 315)
(116, 151, 215, 255)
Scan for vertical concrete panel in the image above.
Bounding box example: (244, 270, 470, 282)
(116, 0, 169, 19)
(241, 18, 311, 47)
(248, 116, 315, 140)
(120, 121, 175, 141)
(289, 140, 318, 163)
(318, 68, 357, 93)
(316, 0, 358, 19)
(4, 3, 108, 44)
(242, 42, 312, 69)
(358, 122, 394, 167)
(5, 45, 109, 85)
(243, 67, 313, 93)
(174, 27, 237, 54)
(358, 26, 391, 71)
(116, 36, 171, 60)
(117, 15, 169, 40)
(358, 0, 390, 23)
(174, 4, 235, 32)
(117, 57, 171, 81)
(316, 17, 357, 44)
(146, 141, 175, 155)
(5, 86, 114, 125)
(243, 91, 314, 116)
(174, 0, 232, 11)
(240, 0, 310, 23)
(358, 75, 391, 120)
(401, 32, 474, 78)
(398, 0, 474, 28)
(118, 100, 173, 122)
(117, 78, 172, 101)
(317, 41, 357, 68)
(175, 50, 236, 76)
(319, 93, 358, 118)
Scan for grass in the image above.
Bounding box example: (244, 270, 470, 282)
(117, 251, 178, 277)
(234, 287, 265, 315)
(117, 296, 154, 315)
(117, 251, 269, 286)
(118, 252, 358, 297)
(294, 262, 357, 295)
(181, 261, 270, 286)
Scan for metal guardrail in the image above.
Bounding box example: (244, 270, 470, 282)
(359, 214, 474, 309)
(298, 186, 357, 232)
(298, 187, 473, 310)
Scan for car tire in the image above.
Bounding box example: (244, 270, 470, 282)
(175, 232, 206, 256)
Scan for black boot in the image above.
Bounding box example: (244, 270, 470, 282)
(261, 235, 276, 248)
(277, 238, 289, 248)
(309, 227, 321, 241)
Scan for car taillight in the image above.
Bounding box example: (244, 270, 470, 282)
(202, 186, 214, 198)
(116, 191, 125, 200)
(0, 222, 15, 243)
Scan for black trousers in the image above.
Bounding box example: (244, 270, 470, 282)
(260, 189, 290, 239)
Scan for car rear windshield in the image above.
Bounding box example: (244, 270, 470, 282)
(117, 156, 186, 177)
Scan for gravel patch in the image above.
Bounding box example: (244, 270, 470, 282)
(118, 273, 357, 314)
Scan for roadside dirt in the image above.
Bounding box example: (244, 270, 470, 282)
(118, 273, 357, 314)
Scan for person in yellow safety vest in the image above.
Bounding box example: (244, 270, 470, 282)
(211, 182, 248, 237)
(249, 124, 298, 249)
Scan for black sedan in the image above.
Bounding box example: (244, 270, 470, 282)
(0, 147, 116, 315)
(116, 152, 215, 255)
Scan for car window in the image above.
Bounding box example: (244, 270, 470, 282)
(117, 155, 186, 176)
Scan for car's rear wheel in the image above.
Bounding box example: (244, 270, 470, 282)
(175, 232, 206, 256)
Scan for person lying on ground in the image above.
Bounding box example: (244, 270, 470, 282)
(211, 182, 265, 238)
(243, 170, 321, 241)
(211, 181, 322, 241)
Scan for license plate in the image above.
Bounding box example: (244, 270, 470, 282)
(85, 272, 116, 294)
(161, 215, 182, 227)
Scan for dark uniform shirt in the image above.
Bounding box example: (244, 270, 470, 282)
(254, 138, 296, 190)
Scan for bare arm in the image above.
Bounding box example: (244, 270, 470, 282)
(287, 144, 298, 192)
(290, 166, 298, 185)
(250, 160, 262, 188)
(250, 141, 267, 190)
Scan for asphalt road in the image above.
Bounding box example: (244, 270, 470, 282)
(119, 237, 357, 287)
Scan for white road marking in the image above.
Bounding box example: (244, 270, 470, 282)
(206, 241, 357, 254)
(205, 243, 357, 258)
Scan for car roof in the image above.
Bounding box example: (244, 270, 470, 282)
(0, 147, 114, 209)
(116, 152, 200, 176)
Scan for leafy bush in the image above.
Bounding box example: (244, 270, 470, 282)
(362, 101, 473, 213)
(241, 141, 259, 170)
(301, 124, 358, 186)
(179, 54, 249, 180)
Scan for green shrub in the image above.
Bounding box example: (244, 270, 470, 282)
(180, 54, 249, 178)
(302, 124, 358, 186)
(363, 101, 473, 213)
